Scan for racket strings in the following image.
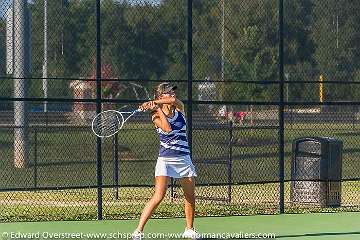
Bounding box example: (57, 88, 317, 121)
(95, 116, 119, 128)
(92, 109, 141, 137)
(93, 112, 123, 137)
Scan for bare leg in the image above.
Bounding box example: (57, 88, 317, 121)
(179, 177, 196, 229)
(136, 176, 169, 231)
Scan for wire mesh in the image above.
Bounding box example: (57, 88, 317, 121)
(0, 0, 359, 222)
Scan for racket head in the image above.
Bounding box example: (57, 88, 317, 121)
(92, 110, 124, 138)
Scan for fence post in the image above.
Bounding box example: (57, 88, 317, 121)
(290, 105, 293, 128)
(13, 0, 30, 169)
(95, 0, 103, 220)
(278, 0, 285, 214)
(352, 105, 356, 131)
(34, 127, 37, 188)
(170, 177, 174, 202)
(187, 0, 193, 155)
(227, 121, 233, 203)
(113, 133, 119, 200)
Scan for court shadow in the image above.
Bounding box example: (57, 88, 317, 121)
(276, 231, 360, 239)
(141, 232, 360, 240)
(183, 231, 360, 239)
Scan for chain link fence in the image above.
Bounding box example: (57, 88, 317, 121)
(0, 0, 359, 222)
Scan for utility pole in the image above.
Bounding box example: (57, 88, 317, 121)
(285, 73, 289, 103)
(43, 0, 48, 112)
(13, 0, 30, 168)
(221, 0, 225, 82)
(319, 74, 324, 103)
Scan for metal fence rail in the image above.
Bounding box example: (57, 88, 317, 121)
(0, 0, 359, 222)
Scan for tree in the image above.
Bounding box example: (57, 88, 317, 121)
(88, 57, 126, 100)
(28, 0, 72, 98)
(158, 0, 188, 82)
(223, 0, 316, 102)
(0, 19, 13, 110)
(283, 0, 316, 102)
(100, 0, 130, 78)
(122, 1, 168, 79)
(67, 0, 96, 78)
(191, 0, 221, 81)
(284, 0, 315, 65)
(0, 19, 6, 76)
(222, 0, 279, 101)
(312, 0, 360, 101)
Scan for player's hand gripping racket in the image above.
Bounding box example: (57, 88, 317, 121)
(92, 108, 143, 138)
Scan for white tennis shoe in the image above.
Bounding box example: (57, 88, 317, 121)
(182, 227, 201, 239)
(131, 229, 144, 240)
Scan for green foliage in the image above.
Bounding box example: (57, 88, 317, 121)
(2, 0, 359, 102)
(123, 3, 169, 79)
(223, 0, 279, 101)
(0, 20, 12, 109)
(284, 0, 315, 65)
(312, 0, 360, 101)
(159, 0, 187, 80)
(0, 19, 5, 76)
(285, 62, 319, 102)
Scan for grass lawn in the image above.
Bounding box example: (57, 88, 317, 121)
(0, 122, 359, 221)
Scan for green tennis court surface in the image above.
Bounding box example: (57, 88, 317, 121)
(1, 212, 359, 240)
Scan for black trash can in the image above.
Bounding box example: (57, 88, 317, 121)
(291, 137, 342, 207)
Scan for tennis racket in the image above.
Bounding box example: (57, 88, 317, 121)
(92, 108, 143, 138)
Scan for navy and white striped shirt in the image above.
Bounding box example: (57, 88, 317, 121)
(156, 109, 190, 157)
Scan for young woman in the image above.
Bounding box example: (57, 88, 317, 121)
(132, 83, 199, 240)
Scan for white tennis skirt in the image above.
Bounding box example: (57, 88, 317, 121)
(155, 155, 197, 178)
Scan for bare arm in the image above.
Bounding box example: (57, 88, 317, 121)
(149, 104, 172, 133)
(153, 97, 185, 113)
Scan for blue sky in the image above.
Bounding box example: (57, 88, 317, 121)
(0, 0, 11, 19)
(0, 0, 162, 19)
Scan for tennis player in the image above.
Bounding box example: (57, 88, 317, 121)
(132, 83, 200, 240)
